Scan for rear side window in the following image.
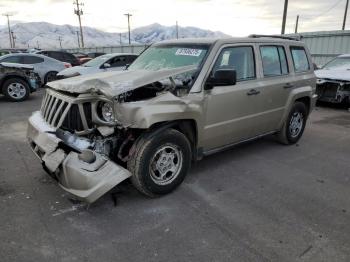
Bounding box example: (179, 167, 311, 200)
(260, 46, 288, 76)
(49, 52, 63, 61)
(23, 56, 44, 64)
(213, 46, 255, 81)
(1, 56, 23, 63)
(290, 46, 310, 72)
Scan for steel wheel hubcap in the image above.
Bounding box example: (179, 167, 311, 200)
(149, 144, 183, 185)
(7, 83, 26, 99)
(289, 112, 303, 138)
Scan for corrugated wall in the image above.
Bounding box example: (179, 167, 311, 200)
(288, 30, 350, 66)
(66, 30, 350, 67)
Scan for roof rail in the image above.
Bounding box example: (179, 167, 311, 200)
(248, 34, 301, 41)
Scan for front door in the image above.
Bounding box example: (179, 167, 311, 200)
(202, 45, 262, 151)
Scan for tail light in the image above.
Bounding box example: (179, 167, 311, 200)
(64, 63, 72, 68)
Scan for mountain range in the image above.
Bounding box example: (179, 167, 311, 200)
(0, 22, 230, 49)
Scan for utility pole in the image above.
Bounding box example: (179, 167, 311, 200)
(281, 0, 288, 34)
(36, 40, 40, 49)
(343, 0, 349, 30)
(74, 0, 84, 47)
(124, 13, 132, 45)
(295, 15, 299, 34)
(76, 31, 80, 48)
(176, 21, 179, 39)
(119, 33, 122, 45)
(2, 13, 14, 48)
(58, 36, 63, 49)
(11, 31, 16, 48)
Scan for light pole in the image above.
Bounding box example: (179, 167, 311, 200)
(281, 0, 289, 34)
(74, 0, 85, 47)
(343, 0, 349, 30)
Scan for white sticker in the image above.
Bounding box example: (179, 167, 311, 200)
(175, 48, 203, 57)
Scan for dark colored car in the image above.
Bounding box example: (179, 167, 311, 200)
(36, 50, 80, 66)
(0, 62, 39, 102)
(87, 52, 105, 58)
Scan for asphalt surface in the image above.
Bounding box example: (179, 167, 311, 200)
(0, 89, 349, 262)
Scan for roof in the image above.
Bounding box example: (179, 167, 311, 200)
(153, 36, 303, 46)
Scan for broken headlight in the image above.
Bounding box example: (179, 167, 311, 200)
(98, 102, 114, 122)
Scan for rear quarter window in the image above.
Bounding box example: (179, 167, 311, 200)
(290, 46, 310, 72)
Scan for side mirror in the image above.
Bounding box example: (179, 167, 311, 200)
(103, 63, 111, 68)
(205, 69, 237, 90)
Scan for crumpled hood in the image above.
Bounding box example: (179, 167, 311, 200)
(48, 65, 196, 98)
(315, 67, 350, 81)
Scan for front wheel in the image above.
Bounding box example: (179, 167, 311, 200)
(128, 128, 192, 197)
(44, 71, 58, 84)
(277, 102, 308, 145)
(2, 78, 30, 102)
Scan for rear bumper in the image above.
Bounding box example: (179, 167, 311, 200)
(27, 111, 132, 203)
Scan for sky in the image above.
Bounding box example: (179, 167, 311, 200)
(0, 0, 348, 36)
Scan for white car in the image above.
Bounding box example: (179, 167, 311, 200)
(0, 53, 70, 85)
(57, 53, 138, 79)
(315, 54, 350, 105)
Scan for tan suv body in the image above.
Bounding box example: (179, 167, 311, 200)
(27, 36, 317, 203)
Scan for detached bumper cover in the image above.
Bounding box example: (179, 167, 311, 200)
(27, 111, 132, 203)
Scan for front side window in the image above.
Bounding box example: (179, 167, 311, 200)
(290, 46, 310, 72)
(213, 46, 255, 81)
(260, 46, 288, 76)
(108, 56, 126, 67)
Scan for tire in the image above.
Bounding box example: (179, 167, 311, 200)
(44, 71, 58, 84)
(277, 102, 308, 145)
(2, 78, 30, 102)
(128, 128, 192, 197)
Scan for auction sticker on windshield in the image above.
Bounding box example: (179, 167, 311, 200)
(175, 48, 203, 57)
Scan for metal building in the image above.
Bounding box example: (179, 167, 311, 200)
(288, 30, 350, 66)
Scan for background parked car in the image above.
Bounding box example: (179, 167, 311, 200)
(35, 50, 80, 66)
(0, 62, 39, 102)
(57, 53, 138, 78)
(315, 54, 350, 106)
(72, 52, 92, 65)
(87, 52, 105, 58)
(0, 53, 70, 85)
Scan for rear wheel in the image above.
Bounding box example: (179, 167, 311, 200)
(128, 128, 191, 197)
(277, 102, 308, 145)
(2, 78, 30, 102)
(44, 71, 58, 84)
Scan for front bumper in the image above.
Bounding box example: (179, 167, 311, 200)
(27, 111, 132, 203)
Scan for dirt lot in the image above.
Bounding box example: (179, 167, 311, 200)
(0, 89, 349, 262)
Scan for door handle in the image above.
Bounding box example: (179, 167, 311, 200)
(247, 89, 260, 96)
(284, 83, 294, 89)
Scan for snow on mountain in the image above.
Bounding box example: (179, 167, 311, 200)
(0, 22, 230, 49)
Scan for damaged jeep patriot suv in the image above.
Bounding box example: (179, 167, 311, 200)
(27, 36, 317, 203)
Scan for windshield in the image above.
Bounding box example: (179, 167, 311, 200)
(83, 54, 114, 67)
(323, 57, 350, 69)
(128, 44, 210, 71)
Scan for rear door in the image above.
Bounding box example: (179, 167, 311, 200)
(249, 44, 293, 136)
(202, 44, 263, 150)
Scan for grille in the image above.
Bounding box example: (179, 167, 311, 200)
(40, 90, 92, 132)
(317, 82, 339, 99)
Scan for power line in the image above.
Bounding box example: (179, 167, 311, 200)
(74, 0, 84, 47)
(124, 13, 132, 45)
(58, 36, 63, 49)
(343, 0, 349, 30)
(281, 0, 289, 34)
(2, 13, 13, 48)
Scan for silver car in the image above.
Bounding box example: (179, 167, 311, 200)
(0, 53, 69, 85)
(57, 53, 138, 79)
